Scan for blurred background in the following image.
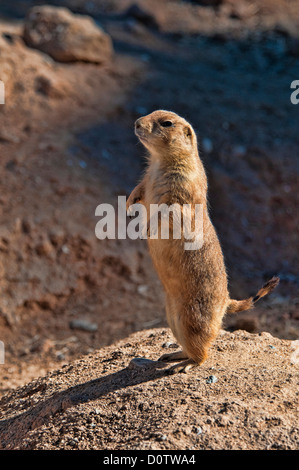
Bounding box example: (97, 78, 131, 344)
(0, 0, 298, 394)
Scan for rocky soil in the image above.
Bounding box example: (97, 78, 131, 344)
(0, 0, 298, 450)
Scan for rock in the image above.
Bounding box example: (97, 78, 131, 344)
(128, 357, 164, 369)
(157, 434, 167, 441)
(162, 341, 177, 349)
(206, 375, 218, 384)
(61, 245, 70, 254)
(23, 5, 113, 64)
(69, 319, 98, 332)
(0, 129, 20, 144)
(137, 284, 148, 295)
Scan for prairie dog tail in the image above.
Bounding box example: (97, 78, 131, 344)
(226, 276, 280, 314)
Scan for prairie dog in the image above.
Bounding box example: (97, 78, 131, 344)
(127, 110, 279, 373)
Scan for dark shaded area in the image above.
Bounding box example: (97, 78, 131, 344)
(71, 27, 299, 285)
(0, 362, 168, 449)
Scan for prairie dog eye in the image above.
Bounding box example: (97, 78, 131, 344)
(160, 120, 173, 128)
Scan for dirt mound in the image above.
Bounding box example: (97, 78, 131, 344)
(0, 328, 298, 450)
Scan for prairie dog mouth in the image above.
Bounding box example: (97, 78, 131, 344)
(135, 128, 149, 141)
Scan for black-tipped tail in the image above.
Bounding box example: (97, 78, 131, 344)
(227, 276, 280, 315)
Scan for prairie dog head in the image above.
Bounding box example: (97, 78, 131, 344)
(135, 110, 198, 161)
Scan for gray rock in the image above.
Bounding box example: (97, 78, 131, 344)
(206, 375, 218, 384)
(128, 357, 165, 370)
(162, 341, 178, 349)
(69, 318, 98, 332)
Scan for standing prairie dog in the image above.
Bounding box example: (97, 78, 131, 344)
(127, 110, 279, 373)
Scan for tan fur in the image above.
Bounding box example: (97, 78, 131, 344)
(127, 110, 279, 373)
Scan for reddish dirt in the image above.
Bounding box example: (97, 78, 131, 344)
(0, 0, 298, 450)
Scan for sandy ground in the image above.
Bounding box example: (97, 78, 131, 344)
(0, 328, 298, 450)
(0, 0, 298, 450)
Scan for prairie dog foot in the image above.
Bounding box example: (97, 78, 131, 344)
(158, 350, 188, 362)
(167, 359, 198, 374)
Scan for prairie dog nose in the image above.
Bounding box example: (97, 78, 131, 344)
(135, 118, 142, 130)
(135, 117, 152, 132)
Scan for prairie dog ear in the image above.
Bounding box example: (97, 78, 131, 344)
(184, 126, 192, 139)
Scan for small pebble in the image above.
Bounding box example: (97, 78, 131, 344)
(137, 285, 148, 295)
(206, 375, 218, 384)
(128, 357, 166, 370)
(0, 130, 20, 143)
(162, 341, 174, 349)
(69, 319, 98, 332)
(128, 357, 155, 369)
